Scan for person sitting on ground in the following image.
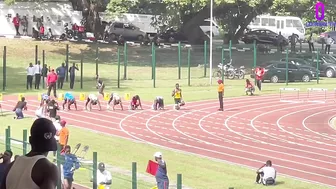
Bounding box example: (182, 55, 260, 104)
(13, 97, 27, 119)
(107, 93, 123, 111)
(130, 95, 142, 110)
(85, 94, 101, 111)
(62, 145, 80, 189)
(63, 92, 77, 110)
(152, 96, 164, 110)
(0, 118, 59, 189)
(256, 160, 277, 185)
(171, 83, 185, 110)
(47, 99, 59, 120)
(245, 79, 255, 96)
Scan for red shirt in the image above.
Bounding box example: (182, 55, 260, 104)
(255, 67, 265, 80)
(47, 72, 58, 84)
(40, 26, 45, 34)
(12, 17, 20, 26)
(246, 82, 253, 88)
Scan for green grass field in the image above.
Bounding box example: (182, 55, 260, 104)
(0, 38, 335, 189)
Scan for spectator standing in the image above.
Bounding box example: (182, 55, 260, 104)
(59, 120, 69, 150)
(217, 79, 224, 111)
(0, 150, 13, 184)
(308, 33, 315, 52)
(34, 60, 42, 89)
(62, 145, 80, 189)
(47, 69, 58, 98)
(52, 115, 62, 160)
(290, 33, 296, 53)
(0, 118, 59, 189)
(255, 67, 265, 91)
(26, 63, 34, 90)
(12, 13, 20, 36)
(325, 35, 333, 54)
(56, 63, 67, 89)
(13, 97, 27, 119)
(69, 63, 79, 89)
(21, 16, 28, 36)
(154, 152, 169, 189)
(41, 64, 49, 88)
(96, 162, 112, 189)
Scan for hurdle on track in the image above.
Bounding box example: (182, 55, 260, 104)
(279, 88, 301, 102)
(307, 88, 328, 103)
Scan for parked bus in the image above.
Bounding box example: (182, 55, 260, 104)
(247, 15, 305, 41)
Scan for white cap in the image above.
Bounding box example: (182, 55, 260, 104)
(154, 152, 162, 158)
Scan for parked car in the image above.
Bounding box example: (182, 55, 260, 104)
(316, 31, 336, 44)
(279, 58, 318, 71)
(157, 27, 188, 43)
(289, 53, 336, 78)
(107, 22, 147, 42)
(241, 29, 288, 46)
(251, 61, 317, 83)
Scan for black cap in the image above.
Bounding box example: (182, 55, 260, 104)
(30, 118, 57, 152)
(55, 115, 61, 120)
(98, 162, 105, 169)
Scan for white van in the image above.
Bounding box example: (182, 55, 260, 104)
(200, 19, 220, 37)
(248, 15, 305, 41)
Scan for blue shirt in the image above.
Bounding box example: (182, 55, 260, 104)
(155, 160, 169, 181)
(64, 92, 75, 101)
(41, 93, 49, 101)
(62, 154, 80, 178)
(56, 66, 66, 77)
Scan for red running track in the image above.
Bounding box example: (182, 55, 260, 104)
(1, 92, 336, 188)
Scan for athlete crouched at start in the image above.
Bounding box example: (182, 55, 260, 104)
(85, 94, 101, 111)
(107, 93, 123, 110)
(152, 96, 164, 110)
(130, 95, 142, 110)
(63, 92, 78, 110)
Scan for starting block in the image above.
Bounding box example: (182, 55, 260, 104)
(37, 93, 42, 101)
(79, 93, 86, 101)
(279, 88, 301, 103)
(0, 93, 3, 101)
(124, 93, 131, 101)
(103, 93, 110, 101)
(58, 93, 64, 101)
(18, 93, 24, 101)
(307, 88, 328, 103)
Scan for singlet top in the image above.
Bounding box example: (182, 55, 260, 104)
(156, 96, 163, 100)
(112, 93, 120, 101)
(173, 89, 181, 99)
(64, 92, 74, 101)
(89, 94, 98, 101)
(6, 155, 46, 189)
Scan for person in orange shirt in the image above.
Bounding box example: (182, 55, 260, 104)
(58, 120, 69, 150)
(217, 80, 224, 111)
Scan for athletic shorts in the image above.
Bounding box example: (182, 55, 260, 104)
(174, 98, 181, 104)
(114, 100, 120, 105)
(65, 99, 74, 104)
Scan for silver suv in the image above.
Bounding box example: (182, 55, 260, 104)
(107, 22, 146, 42)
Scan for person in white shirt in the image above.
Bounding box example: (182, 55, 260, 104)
(256, 160, 276, 185)
(52, 115, 62, 159)
(152, 96, 164, 110)
(325, 35, 334, 54)
(34, 61, 42, 89)
(85, 94, 101, 111)
(107, 93, 123, 110)
(96, 162, 112, 189)
(26, 63, 35, 90)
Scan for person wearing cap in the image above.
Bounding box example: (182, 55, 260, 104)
(95, 162, 112, 189)
(217, 79, 224, 111)
(47, 68, 58, 98)
(171, 83, 185, 110)
(0, 150, 13, 184)
(0, 118, 59, 189)
(59, 120, 69, 150)
(63, 92, 78, 110)
(107, 93, 123, 111)
(62, 145, 80, 189)
(12, 97, 27, 119)
(86, 94, 102, 111)
(154, 152, 169, 189)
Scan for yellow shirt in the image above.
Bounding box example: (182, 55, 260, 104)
(218, 83, 224, 93)
(174, 89, 181, 99)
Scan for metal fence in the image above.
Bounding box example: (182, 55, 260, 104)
(1, 40, 336, 91)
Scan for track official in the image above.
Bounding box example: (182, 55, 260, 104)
(217, 79, 224, 111)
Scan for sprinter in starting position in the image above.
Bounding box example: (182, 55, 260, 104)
(107, 93, 123, 110)
(85, 94, 101, 111)
(63, 92, 78, 110)
(130, 95, 142, 110)
(152, 96, 164, 110)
